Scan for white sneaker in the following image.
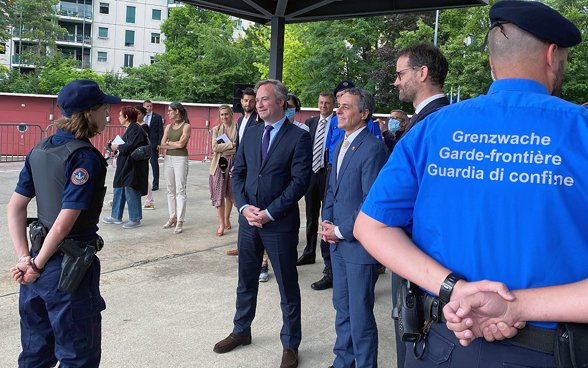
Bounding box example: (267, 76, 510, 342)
(259, 264, 269, 282)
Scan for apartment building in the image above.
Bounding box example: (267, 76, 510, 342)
(1, 0, 170, 74)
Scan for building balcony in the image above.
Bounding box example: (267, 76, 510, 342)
(57, 9, 92, 20)
(11, 55, 35, 67)
(56, 34, 91, 46)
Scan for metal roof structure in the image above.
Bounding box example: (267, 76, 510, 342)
(180, 0, 489, 79)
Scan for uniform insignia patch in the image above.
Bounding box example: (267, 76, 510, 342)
(71, 168, 89, 185)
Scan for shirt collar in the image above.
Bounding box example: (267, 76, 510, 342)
(488, 78, 550, 96)
(265, 115, 287, 131)
(415, 93, 446, 114)
(320, 113, 334, 122)
(345, 126, 366, 144)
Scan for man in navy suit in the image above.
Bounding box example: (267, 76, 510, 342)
(214, 79, 312, 368)
(319, 88, 388, 368)
(143, 100, 164, 190)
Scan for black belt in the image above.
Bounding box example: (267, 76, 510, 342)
(420, 294, 556, 354)
(509, 324, 556, 354)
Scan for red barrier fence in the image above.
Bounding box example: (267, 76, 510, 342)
(0, 124, 211, 162)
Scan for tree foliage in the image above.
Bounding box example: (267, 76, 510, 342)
(11, 0, 67, 69)
(2, 2, 588, 107)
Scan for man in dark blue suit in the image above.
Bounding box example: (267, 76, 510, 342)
(214, 79, 312, 368)
(319, 88, 388, 368)
(143, 100, 164, 190)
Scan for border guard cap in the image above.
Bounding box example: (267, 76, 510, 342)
(489, 1, 581, 48)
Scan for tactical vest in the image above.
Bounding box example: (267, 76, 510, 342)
(29, 136, 107, 235)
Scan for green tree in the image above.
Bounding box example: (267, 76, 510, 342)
(0, 0, 16, 51)
(159, 6, 259, 103)
(11, 0, 66, 69)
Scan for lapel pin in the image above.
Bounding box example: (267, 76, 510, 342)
(351, 146, 355, 150)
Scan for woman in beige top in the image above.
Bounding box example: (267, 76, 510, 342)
(209, 105, 237, 236)
(160, 102, 191, 234)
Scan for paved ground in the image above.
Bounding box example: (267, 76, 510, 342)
(0, 159, 397, 367)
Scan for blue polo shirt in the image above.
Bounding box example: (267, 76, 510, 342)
(362, 79, 588, 329)
(326, 116, 382, 164)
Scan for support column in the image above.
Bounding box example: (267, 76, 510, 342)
(268, 16, 285, 81)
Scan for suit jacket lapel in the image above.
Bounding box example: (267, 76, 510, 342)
(334, 128, 369, 195)
(309, 116, 319, 143)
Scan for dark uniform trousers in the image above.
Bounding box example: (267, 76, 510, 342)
(404, 323, 556, 368)
(19, 252, 105, 368)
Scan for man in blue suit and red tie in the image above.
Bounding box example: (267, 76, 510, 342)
(214, 79, 312, 368)
(319, 88, 388, 368)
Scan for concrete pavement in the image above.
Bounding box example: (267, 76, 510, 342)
(0, 159, 397, 367)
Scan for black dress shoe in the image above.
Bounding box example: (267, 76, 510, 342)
(311, 267, 333, 290)
(152, 185, 159, 191)
(213, 333, 251, 353)
(296, 254, 315, 266)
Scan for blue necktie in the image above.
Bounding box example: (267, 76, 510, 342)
(261, 125, 274, 163)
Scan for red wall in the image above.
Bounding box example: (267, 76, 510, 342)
(0, 92, 323, 160)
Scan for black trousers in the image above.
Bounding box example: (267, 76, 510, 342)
(150, 147, 159, 186)
(301, 168, 331, 268)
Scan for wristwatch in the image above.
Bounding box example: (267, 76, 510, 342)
(439, 272, 466, 304)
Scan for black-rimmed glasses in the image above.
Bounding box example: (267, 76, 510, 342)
(395, 66, 419, 81)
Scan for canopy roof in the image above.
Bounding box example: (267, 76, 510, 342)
(181, 0, 489, 24)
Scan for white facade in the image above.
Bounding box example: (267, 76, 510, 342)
(92, 0, 168, 73)
(1, 0, 169, 74)
(1, 1, 250, 75)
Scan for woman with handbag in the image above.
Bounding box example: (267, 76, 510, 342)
(135, 105, 155, 210)
(102, 106, 149, 229)
(160, 102, 191, 234)
(209, 105, 237, 236)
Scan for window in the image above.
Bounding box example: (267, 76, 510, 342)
(152, 9, 161, 20)
(151, 33, 160, 44)
(150, 56, 156, 64)
(124, 30, 134, 47)
(99, 2, 109, 14)
(124, 54, 134, 68)
(126, 6, 135, 23)
(0, 43, 6, 55)
(97, 51, 107, 62)
(98, 27, 108, 38)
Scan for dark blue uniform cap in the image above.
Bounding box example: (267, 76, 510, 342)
(57, 79, 121, 118)
(333, 80, 355, 95)
(489, 1, 581, 48)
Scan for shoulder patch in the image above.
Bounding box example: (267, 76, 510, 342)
(71, 168, 89, 185)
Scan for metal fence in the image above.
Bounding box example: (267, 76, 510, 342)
(0, 124, 211, 162)
(0, 124, 44, 162)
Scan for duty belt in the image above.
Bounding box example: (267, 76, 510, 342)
(419, 294, 556, 354)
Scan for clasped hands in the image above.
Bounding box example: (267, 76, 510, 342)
(443, 280, 526, 347)
(242, 206, 270, 228)
(318, 221, 339, 243)
(10, 256, 41, 285)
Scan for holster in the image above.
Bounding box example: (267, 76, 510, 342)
(555, 323, 588, 368)
(57, 236, 103, 294)
(28, 220, 48, 253)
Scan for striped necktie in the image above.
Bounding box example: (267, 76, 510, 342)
(312, 119, 326, 173)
